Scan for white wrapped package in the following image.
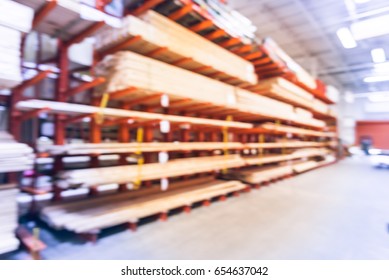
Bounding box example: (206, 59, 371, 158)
(0, 0, 34, 32)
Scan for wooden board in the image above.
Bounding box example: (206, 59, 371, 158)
(41, 178, 246, 233)
(243, 148, 331, 166)
(15, 99, 253, 129)
(95, 10, 257, 85)
(251, 77, 332, 117)
(40, 142, 245, 155)
(0, 132, 34, 173)
(261, 123, 337, 138)
(57, 154, 246, 188)
(40, 141, 335, 155)
(228, 165, 293, 184)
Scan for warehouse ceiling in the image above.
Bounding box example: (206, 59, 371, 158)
(228, 0, 389, 96)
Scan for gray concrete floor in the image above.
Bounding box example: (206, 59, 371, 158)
(5, 157, 389, 259)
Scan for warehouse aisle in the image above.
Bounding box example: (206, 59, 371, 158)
(8, 157, 389, 260)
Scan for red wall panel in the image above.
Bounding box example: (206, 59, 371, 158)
(355, 121, 389, 149)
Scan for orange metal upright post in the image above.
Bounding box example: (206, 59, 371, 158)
(54, 41, 69, 145)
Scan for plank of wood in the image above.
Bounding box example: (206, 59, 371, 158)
(261, 123, 337, 137)
(243, 148, 331, 166)
(57, 155, 246, 188)
(41, 179, 246, 233)
(292, 161, 319, 173)
(0, 132, 34, 172)
(228, 165, 293, 183)
(40, 142, 245, 155)
(15, 99, 253, 129)
(245, 141, 334, 149)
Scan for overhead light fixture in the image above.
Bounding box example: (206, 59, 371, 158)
(351, 14, 389, 40)
(374, 62, 389, 73)
(368, 92, 389, 102)
(353, 0, 370, 3)
(336, 27, 357, 48)
(364, 75, 389, 83)
(371, 48, 386, 63)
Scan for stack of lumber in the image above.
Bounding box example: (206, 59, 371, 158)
(40, 141, 335, 155)
(57, 155, 246, 188)
(228, 165, 294, 184)
(15, 99, 253, 129)
(95, 11, 256, 85)
(292, 161, 319, 173)
(193, 0, 256, 42)
(292, 156, 336, 173)
(0, 1, 33, 89)
(41, 178, 246, 233)
(243, 148, 330, 166)
(14, 0, 119, 41)
(95, 51, 325, 128)
(0, 186, 19, 254)
(261, 38, 317, 90)
(39, 142, 245, 155)
(245, 141, 332, 149)
(261, 123, 337, 137)
(253, 77, 330, 115)
(0, 132, 34, 173)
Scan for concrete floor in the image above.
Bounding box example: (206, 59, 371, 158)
(4, 157, 389, 259)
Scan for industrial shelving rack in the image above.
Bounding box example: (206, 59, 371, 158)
(3, 0, 338, 246)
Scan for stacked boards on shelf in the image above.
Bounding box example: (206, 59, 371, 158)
(57, 155, 246, 188)
(95, 10, 257, 85)
(41, 178, 246, 233)
(0, 0, 33, 89)
(0, 185, 19, 255)
(38, 140, 335, 156)
(56, 148, 332, 189)
(15, 99, 252, 129)
(0, 131, 34, 173)
(226, 157, 336, 184)
(226, 165, 294, 184)
(13, 0, 119, 41)
(243, 148, 331, 165)
(252, 77, 330, 116)
(95, 51, 325, 128)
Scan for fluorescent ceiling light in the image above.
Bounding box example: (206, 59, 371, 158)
(353, 0, 370, 3)
(374, 62, 389, 73)
(368, 92, 389, 102)
(351, 14, 389, 40)
(364, 75, 389, 83)
(371, 48, 386, 63)
(336, 27, 357, 48)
